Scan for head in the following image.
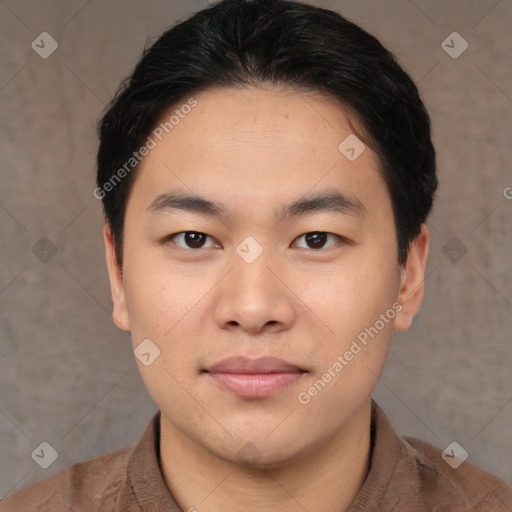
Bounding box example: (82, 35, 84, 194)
(97, 0, 436, 467)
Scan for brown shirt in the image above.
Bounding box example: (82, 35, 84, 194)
(1, 400, 511, 511)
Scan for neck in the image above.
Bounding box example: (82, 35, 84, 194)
(159, 400, 372, 512)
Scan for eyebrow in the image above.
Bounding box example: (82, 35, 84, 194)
(146, 190, 367, 221)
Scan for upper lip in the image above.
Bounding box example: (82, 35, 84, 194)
(204, 356, 307, 374)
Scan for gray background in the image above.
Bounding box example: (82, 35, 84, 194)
(1, 0, 511, 500)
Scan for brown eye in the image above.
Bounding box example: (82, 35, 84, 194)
(166, 231, 219, 249)
(293, 231, 340, 250)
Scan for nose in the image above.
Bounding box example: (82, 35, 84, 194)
(213, 245, 296, 334)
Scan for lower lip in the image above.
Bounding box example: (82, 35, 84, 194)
(205, 372, 304, 398)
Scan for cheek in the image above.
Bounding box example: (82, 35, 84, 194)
(300, 250, 399, 354)
(122, 255, 221, 378)
(123, 263, 205, 403)
(122, 258, 194, 343)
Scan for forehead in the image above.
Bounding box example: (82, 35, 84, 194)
(127, 86, 390, 220)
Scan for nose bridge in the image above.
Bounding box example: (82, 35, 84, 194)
(231, 237, 277, 301)
(213, 237, 295, 332)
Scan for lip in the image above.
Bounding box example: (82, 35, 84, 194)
(203, 356, 307, 399)
(205, 356, 306, 374)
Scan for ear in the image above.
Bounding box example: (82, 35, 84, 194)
(394, 223, 430, 331)
(103, 223, 131, 331)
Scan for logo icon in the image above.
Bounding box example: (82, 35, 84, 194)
(441, 32, 468, 59)
(236, 442, 262, 464)
(338, 134, 366, 161)
(31, 32, 59, 59)
(442, 441, 468, 469)
(134, 338, 161, 366)
(31, 441, 59, 469)
(236, 236, 263, 264)
(32, 237, 58, 263)
(442, 237, 468, 263)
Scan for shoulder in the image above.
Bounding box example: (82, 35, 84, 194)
(403, 436, 512, 511)
(0, 445, 132, 512)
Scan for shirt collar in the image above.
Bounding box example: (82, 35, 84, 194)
(116, 401, 423, 511)
(114, 409, 181, 511)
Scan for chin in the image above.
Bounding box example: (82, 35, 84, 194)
(211, 436, 315, 471)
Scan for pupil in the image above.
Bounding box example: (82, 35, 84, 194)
(186, 232, 204, 248)
(307, 232, 326, 248)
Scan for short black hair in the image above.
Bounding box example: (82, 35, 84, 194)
(96, 0, 437, 269)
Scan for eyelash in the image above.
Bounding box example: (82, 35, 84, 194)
(163, 231, 345, 251)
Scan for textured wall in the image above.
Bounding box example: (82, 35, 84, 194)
(0, 0, 511, 499)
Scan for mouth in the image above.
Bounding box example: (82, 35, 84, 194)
(202, 356, 308, 399)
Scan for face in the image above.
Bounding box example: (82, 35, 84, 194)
(104, 86, 428, 468)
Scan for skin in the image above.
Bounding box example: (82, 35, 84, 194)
(104, 86, 429, 512)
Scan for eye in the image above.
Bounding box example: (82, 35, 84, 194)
(292, 231, 342, 250)
(165, 231, 220, 249)
(164, 231, 344, 251)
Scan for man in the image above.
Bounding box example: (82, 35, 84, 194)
(2, 0, 511, 510)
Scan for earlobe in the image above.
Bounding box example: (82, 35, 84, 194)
(394, 224, 430, 332)
(103, 224, 131, 331)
